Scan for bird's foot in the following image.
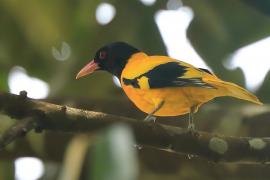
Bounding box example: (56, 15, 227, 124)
(144, 115, 157, 122)
(188, 123, 195, 130)
(187, 123, 199, 137)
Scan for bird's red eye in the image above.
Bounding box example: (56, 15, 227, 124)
(99, 51, 107, 60)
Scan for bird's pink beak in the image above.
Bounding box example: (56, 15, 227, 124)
(76, 60, 99, 79)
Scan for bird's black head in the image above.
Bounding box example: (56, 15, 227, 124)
(76, 42, 140, 79)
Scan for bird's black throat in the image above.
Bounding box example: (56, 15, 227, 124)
(101, 42, 140, 78)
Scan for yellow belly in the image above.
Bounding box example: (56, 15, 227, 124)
(122, 85, 217, 116)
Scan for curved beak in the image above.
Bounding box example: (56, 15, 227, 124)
(76, 60, 99, 79)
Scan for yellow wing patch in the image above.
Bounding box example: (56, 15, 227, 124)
(137, 76, 150, 89)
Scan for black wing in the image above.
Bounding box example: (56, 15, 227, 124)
(122, 62, 214, 89)
(198, 68, 214, 75)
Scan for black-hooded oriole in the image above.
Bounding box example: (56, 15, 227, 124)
(76, 42, 262, 129)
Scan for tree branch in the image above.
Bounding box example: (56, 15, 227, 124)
(0, 91, 269, 164)
(0, 117, 36, 150)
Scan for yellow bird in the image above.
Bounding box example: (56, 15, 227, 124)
(76, 42, 262, 129)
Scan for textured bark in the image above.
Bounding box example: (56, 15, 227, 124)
(0, 91, 270, 164)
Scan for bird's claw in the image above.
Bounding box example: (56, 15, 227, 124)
(187, 123, 199, 137)
(188, 123, 195, 130)
(144, 116, 156, 122)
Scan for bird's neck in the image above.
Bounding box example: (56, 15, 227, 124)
(113, 65, 125, 79)
(130, 52, 148, 60)
(113, 52, 147, 79)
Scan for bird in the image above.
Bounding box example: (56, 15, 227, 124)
(76, 42, 262, 129)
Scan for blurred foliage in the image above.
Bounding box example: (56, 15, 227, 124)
(243, 0, 270, 16)
(58, 135, 90, 180)
(91, 124, 138, 180)
(185, 0, 270, 81)
(0, 160, 14, 180)
(0, 0, 270, 179)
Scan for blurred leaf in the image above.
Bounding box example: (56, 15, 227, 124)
(0, 160, 14, 180)
(0, 69, 9, 91)
(0, 115, 14, 133)
(91, 124, 138, 180)
(0, 115, 16, 151)
(58, 135, 90, 180)
(27, 131, 46, 156)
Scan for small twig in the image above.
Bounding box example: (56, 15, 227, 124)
(0, 117, 36, 150)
